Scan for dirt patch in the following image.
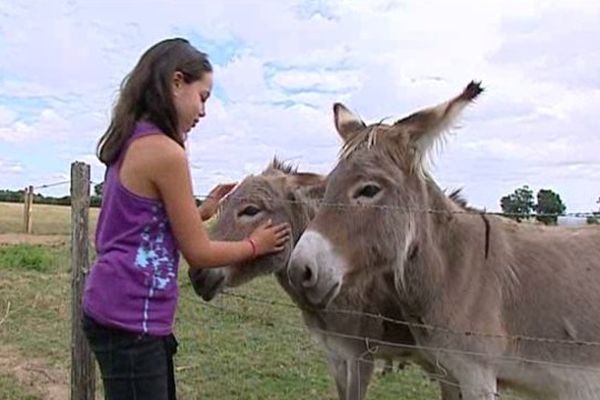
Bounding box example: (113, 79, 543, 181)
(0, 345, 69, 400)
(0, 234, 69, 247)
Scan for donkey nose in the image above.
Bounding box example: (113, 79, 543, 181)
(288, 255, 319, 289)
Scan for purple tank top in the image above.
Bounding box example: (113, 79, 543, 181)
(83, 121, 180, 336)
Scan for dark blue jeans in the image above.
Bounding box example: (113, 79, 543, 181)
(82, 313, 177, 400)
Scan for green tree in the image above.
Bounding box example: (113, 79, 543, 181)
(94, 182, 104, 197)
(535, 189, 566, 225)
(589, 196, 600, 224)
(500, 185, 535, 222)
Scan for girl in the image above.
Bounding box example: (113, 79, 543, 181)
(82, 38, 290, 400)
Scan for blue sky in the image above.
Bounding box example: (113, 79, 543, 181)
(0, 0, 599, 212)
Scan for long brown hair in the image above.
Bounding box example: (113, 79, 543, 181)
(97, 38, 213, 165)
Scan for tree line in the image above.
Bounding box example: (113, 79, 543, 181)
(0, 182, 202, 208)
(500, 185, 598, 225)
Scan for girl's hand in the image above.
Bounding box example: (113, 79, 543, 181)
(248, 219, 291, 256)
(199, 182, 237, 220)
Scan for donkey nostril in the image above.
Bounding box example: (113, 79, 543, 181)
(303, 265, 312, 283)
(302, 264, 317, 288)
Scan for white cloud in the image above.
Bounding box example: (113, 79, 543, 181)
(0, 106, 17, 125)
(271, 69, 362, 92)
(0, 158, 24, 174)
(214, 53, 280, 103)
(0, 108, 70, 143)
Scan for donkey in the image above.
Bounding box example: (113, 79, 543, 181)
(288, 81, 600, 400)
(188, 159, 462, 400)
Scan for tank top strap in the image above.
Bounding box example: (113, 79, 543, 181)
(114, 120, 165, 168)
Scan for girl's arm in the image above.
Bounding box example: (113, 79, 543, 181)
(149, 138, 289, 270)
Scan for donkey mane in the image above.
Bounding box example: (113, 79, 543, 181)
(447, 188, 469, 209)
(339, 122, 392, 160)
(266, 157, 299, 175)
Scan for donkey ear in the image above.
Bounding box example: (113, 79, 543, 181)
(285, 173, 327, 205)
(395, 81, 483, 154)
(333, 103, 366, 142)
(299, 181, 326, 200)
(286, 172, 325, 190)
(293, 179, 327, 202)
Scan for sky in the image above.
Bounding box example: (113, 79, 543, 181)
(0, 0, 599, 212)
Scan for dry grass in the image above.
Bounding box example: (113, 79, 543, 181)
(0, 202, 99, 235)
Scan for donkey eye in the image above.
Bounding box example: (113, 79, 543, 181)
(238, 205, 261, 217)
(355, 184, 381, 199)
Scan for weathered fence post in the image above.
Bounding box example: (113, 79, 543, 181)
(70, 161, 95, 400)
(23, 187, 29, 233)
(26, 185, 33, 234)
(23, 186, 33, 233)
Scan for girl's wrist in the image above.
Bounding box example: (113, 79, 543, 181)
(246, 238, 257, 259)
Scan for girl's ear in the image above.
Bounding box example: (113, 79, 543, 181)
(172, 71, 184, 95)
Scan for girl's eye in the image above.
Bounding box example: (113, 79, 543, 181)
(238, 205, 261, 217)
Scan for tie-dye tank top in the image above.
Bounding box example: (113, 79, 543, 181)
(83, 120, 180, 336)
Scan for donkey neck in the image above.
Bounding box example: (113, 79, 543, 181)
(289, 194, 320, 245)
(396, 180, 465, 317)
(275, 196, 320, 296)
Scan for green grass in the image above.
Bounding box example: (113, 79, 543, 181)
(0, 244, 55, 272)
(0, 242, 440, 399)
(0, 245, 71, 366)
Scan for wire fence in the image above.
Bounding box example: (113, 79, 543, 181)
(11, 178, 596, 221)
(219, 290, 600, 348)
(32, 180, 71, 190)
(7, 274, 594, 400)
(189, 292, 570, 400)
(31, 179, 100, 191)
(194, 192, 597, 220)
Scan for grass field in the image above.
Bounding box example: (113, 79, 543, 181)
(0, 202, 442, 399)
(0, 202, 100, 235)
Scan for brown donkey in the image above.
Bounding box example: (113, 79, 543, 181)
(288, 81, 600, 400)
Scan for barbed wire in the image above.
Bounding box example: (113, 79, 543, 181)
(193, 297, 581, 399)
(25, 179, 99, 191)
(0, 292, 525, 400)
(2, 282, 591, 399)
(187, 298, 473, 399)
(194, 193, 598, 220)
(32, 180, 71, 190)
(219, 290, 600, 349)
(198, 296, 600, 374)
(16, 181, 596, 220)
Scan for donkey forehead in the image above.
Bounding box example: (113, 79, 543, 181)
(342, 126, 411, 161)
(227, 176, 285, 204)
(334, 145, 409, 183)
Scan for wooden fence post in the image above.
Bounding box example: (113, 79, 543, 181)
(70, 162, 95, 400)
(26, 185, 33, 234)
(23, 187, 29, 233)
